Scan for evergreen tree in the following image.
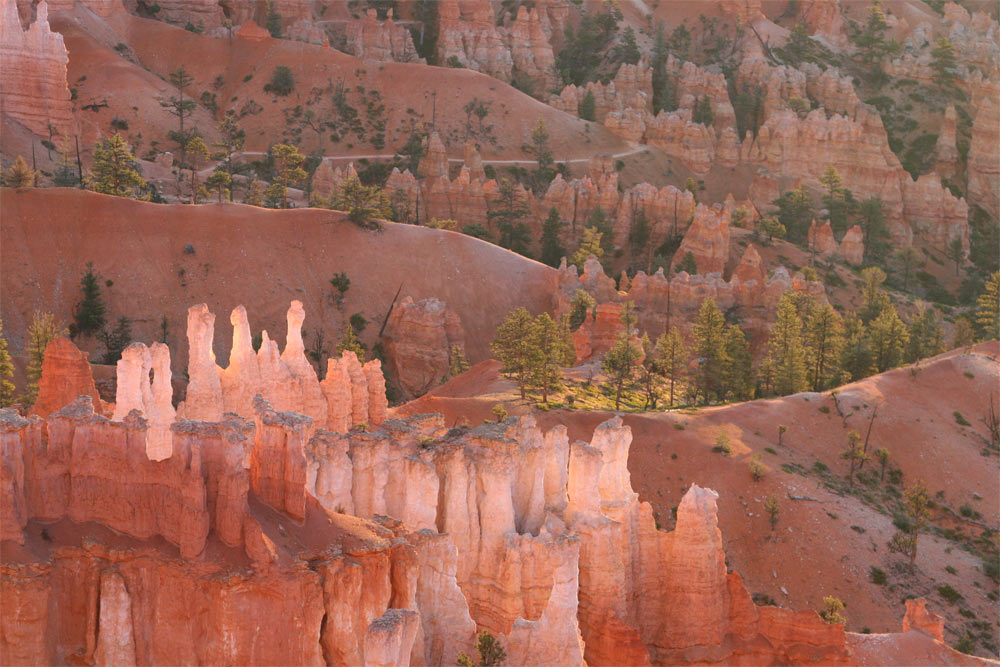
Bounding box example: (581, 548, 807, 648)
(265, 1, 283, 37)
(975, 270, 1000, 340)
(858, 198, 890, 264)
(892, 246, 922, 291)
(841, 430, 867, 486)
(449, 345, 470, 377)
(528, 313, 573, 404)
(803, 302, 844, 391)
(905, 304, 943, 362)
(488, 178, 531, 254)
(614, 26, 641, 65)
(213, 111, 246, 200)
(946, 237, 966, 277)
(90, 134, 147, 198)
(336, 321, 365, 361)
(161, 67, 196, 167)
(930, 37, 957, 89)
(692, 95, 713, 126)
(71, 262, 107, 337)
(629, 208, 651, 267)
(98, 316, 133, 364)
(874, 447, 891, 481)
(768, 293, 808, 396)
(763, 495, 780, 532)
(5, 155, 37, 187)
(332, 176, 392, 227)
(692, 298, 727, 404)
(758, 216, 786, 244)
(888, 480, 930, 573)
(722, 324, 754, 401)
(675, 251, 698, 275)
(457, 630, 507, 667)
(771, 187, 814, 244)
(859, 267, 892, 323)
(0, 318, 15, 407)
(53, 143, 81, 187)
(951, 317, 976, 349)
(24, 311, 68, 405)
(492, 307, 535, 399)
(852, 1, 898, 72)
(527, 119, 555, 195)
(656, 326, 689, 408)
(185, 136, 211, 203)
(571, 226, 604, 271)
(540, 207, 565, 268)
(578, 89, 596, 121)
(569, 289, 595, 331)
(840, 314, 874, 381)
(651, 24, 676, 114)
(272, 143, 307, 209)
(819, 165, 856, 237)
(206, 170, 232, 203)
(869, 306, 909, 372)
(637, 334, 661, 409)
(602, 302, 641, 410)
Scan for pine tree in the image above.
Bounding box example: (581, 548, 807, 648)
(975, 270, 1000, 341)
(768, 293, 808, 396)
(722, 324, 754, 401)
(692, 298, 727, 404)
(448, 345, 469, 377)
(602, 302, 641, 410)
(332, 176, 391, 227)
(53, 142, 80, 187)
(615, 26, 641, 65)
(840, 314, 874, 381)
(930, 37, 957, 89)
(571, 226, 604, 271)
(528, 118, 555, 195)
(674, 251, 698, 275)
(905, 304, 943, 362)
(892, 246, 922, 291)
(858, 198, 890, 264)
(540, 207, 565, 268)
(162, 67, 196, 167)
(859, 267, 891, 323)
(637, 334, 661, 410)
(185, 136, 211, 203)
(952, 317, 976, 349)
(888, 480, 930, 573)
(272, 143, 308, 209)
(5, 155, 37, 187)
(869, 306, 909, 372)
(0, 318, 15, 407)
(24, 311, 68, 405)
(804, 303, 844, 391)
(71, 262, 107, 337)
(841, 430, 867, 486)
(90, 134, 147, 198)
(656, 326, 689, 407)
(492, 307, 535, 399)
(692, 95, 713, 126)
(569, 289, 595, 331)
(206, 170, 232, 203)
(875, 447, 891, 481)
(578, 89, 596, 121)
(763, 495, 780, 532)
(336, 322, 366, 362)
(265, 1, 283, 37)
(457, 630, 506, 667)
(946, 237, 966, 276)
(488, 178, 531, 253)
(97, 316, 133, 364)
(528, 313, 573, 404)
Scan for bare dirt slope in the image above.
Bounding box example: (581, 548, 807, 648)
(0, 188, 558, 372)
(397, 344, 1000, 653)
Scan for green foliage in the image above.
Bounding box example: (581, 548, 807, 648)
(887, 480, 931, 572)
(771, 187, 814, 244)
(98, 316, 133, 365)
(821, 596, 846, 624)
(758, 216, 786, 244)
(692, 95, 713, 126)
(764, 494, 780, 531)
(869, 307, 909, 372)
(953, 411, 971, 427)
(572, 227, 605, 271)
(555, 9, 619, 86)
(205, 170, 232, 202)
(457, 630, 507, 667)
(613, 26, 640, 65)
(767, 293, 808, 396)
(601, 302, 641, 410)
(578, 89, 596, 121)
(89, 134, 147, 198)
(265, 1, 282, 37)
(675, 251, 697, 275)
(336, 322, 365, 361)
(492, 308, 536, 399)
(71, 262, 107, 338)
(804, 302, 844, 391)
(930, 37, 958, 90)
(569, 289, 595, 331)
(540, 207, 565, 268)
(448, 345, 469, 378)
(331, 176, 391, 227)
(0, 318, 14, 407)
(870, 566, 887, 585)
(976, 270, 1000, 340)
(936, 584, 963, 604)
(905, 305, 943, 363)
(264, 65, 295, 96)
(528, 313, 574, 404)
(692, 298, 727, 404)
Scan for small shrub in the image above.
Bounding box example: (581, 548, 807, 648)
(673, 423, 685, 430)
(953, 411, 971, 426)
(953, 633, 976, 655)
(945, 565, 957, 575)
(446, 55, 463, 68)
(936, 584, 963, 604)
(964, 371, 974, 378)
(813, 461, 829, 473)
(887, 468, 903, 485)
(264, 65, 294, 96)
(820, 596, 846, 624)
(713, 430, 731, 456)
(819, 405, 830, 414)
(892, 514, 912, 532)
(670, 453, 678, 460)
(850, 525, 866, 534)
(959, 504, 981, 519)
(870, 566, 886, 584)
(184, 244, 195, 254)
(764, 447, 777, 455)
(418, 436, 435, 449)
(748, 454, 766, 481)
(491, 403, 508, 422)
(752, 592, 777, 606)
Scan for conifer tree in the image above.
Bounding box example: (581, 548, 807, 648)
(976, 270, 1000, 341)
(674, 251, 698, 275)
(951, 317, 976, 349)
(528, 118, 555, 194)
(492, 307, 535, 399)
(162, 66, 196, 166)
(185, 136, 211, 203)
(540, 207, 565, 268)
(602, 302, 641, 410)
(571, 227, 604, 271)
(578, 89, 596, 121)
(692, 298, 727, 404)
(840, 314, 874, 381)
(5, 155, 37, 187)
(859, 266, 891, 323)
(528, 313, 573, 404)
(888, 480, 930, 573)
(768, 293, 808, 396)
(804, 302, 844, 391)
(213, 111, 246, 200)
(0, 318, 15, 407)
(71, 262, 107, 338)
(869, 306, 909, 372)
(722, 325, 754, 401)
(90, 134, 147, 198)
(841, 430, 867, 487)
(98, 316, 133, 364)
(449, 345, 470, 378)
(272, 143, 307, 209)
(655, 326, 689, 407)
(637, 334, 660, 410)
(206, 170, 232, 203)
(336, 322, 365, 361)
(569, 289, 596, 331)
(24, 311, 68, 405)
(905, 304, 943, 362)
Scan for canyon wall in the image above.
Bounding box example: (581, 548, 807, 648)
(0, 0, 74, 138)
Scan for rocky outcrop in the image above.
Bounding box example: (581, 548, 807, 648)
(934, 105, 959, 177)
(417, 131, 450, 183)
(286, 18, 328, 46)
(507, 5, 557, 90)
(381, 297, 466, 399)
(311, 160, 359, 204)
(644, 109, 718, 175)
(721, 0, 763, 23)
(0, 0, 74, 138)
(673, 204, 731, 275)
(112, 341, 175, 460)
(344, 9, 424, 63)
(179, 301, 386, 432)
(839, 225, 865, 265)
(808, 219, 865, 263)
(902, 173, 969, 254)
(902, 598, 945, 642)
(549, 63, 652, 122)
(800, 0, 846, 46)
(29, 338, 110, 418)
(968, 78, 1000, 217)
